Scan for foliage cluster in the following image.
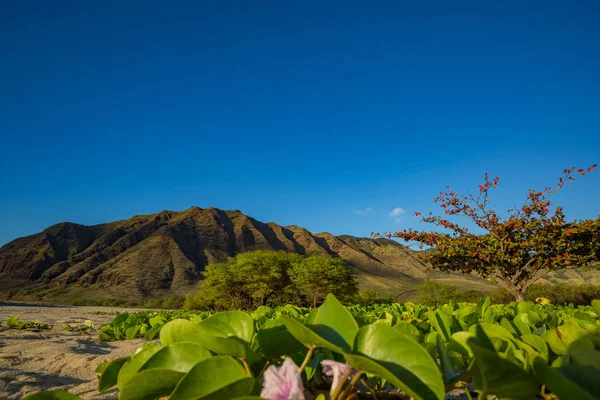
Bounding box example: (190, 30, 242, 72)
(418, 280, 600, 307)
(0, 315, 52, 331)
(183, 251, 358, 310)
(29, 294, 600, 400)
(387, 166, 600, 301)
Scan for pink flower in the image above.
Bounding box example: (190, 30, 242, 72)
(321, 360, 355, 396)
(260, 357, 305, 400)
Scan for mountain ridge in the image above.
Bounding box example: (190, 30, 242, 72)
(1, 206, 454, 302)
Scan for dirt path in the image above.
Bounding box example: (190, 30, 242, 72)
(0, 305, 146, 399)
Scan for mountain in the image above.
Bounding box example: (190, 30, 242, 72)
(0, 207, 498, 303)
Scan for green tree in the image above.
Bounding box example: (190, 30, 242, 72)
(184, 251, 358, 310)
(190, 250, 302, 310)
(288, 255, 358, 307)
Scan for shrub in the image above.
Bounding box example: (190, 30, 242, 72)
(354, 289, 396, 305)
(184, 250, 358, 310)
(417, 279, 461, 305)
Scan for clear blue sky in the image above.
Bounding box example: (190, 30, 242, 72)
(1, 1, 599, 246)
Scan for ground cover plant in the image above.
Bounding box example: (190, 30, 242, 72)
(26, 295, 600, 399)
(62, 319, 95, 334)
(0, 315, 52, 331)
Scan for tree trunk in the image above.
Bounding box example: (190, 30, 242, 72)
(512, 290, 525, 302)
(498, 277, 527, 302)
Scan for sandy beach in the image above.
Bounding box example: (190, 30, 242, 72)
(0, 304, 146, 399)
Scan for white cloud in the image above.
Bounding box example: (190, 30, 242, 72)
(353, 207, 374, 217)
(389, 207, 406, 222)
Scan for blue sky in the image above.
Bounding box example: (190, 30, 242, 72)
(1, 1, 599, 246)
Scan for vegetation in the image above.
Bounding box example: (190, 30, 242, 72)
(62, 320, 94, 334)
(29, 294, 600, 400)
(418, 279, 600, 306)
(183, 251, 358, 310)
(0, 316, 52, 331)
(1, 207, 433, 305)
(389, 165, 600, 301)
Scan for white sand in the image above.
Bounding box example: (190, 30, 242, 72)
(0, 305, 146, 399)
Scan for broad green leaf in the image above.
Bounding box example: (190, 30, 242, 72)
(140, 342, 212, 373)
(95, 360, 109, 375)
(144, 324, 162, 340)
(468, 336, 539, 399)
(542, 324, 589, 356)
(304, 293, 358, 352)
(125, 325, 140, 340)
(179, 328, 248, 358)
(520, 334, 548, 360)
(159, 319, 199, 346)
(281, 315, 345, 353)
(516, 301, 535, 315)
(117, 344, 161, 391)
(477, 296, 490, 318)
(437, 335, 459, 384)
(23, 391, 82, 400)
(591, 299, 600, 315)
(468, 323, 515, 346)
(353, 324, 445, 400)
(394, 321, 421, 341)
(98, 357, 128, 392)
(567, 337, 600, 368)
(454, 305, 477, 324)
(149, 316, 166, 327)
(558, 364, 600, 398)
(426, 309, 452, 341)
(448, 332, 475, 358)
(256, 318, 304, 358)
(198, 311, 254, 344)
(120, 369, 184, 400)
(533, 358, 597, 400)
(169, 356, 254, 400)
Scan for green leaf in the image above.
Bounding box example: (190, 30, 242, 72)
(140, 342, 212, 373)
(117, 344, 161, 391)
(520, 334, 548, 361)
(352, 324, 445, 400)
(281, 315, 344, 354)
(591, 299, 600, 315)
(426, 309, 452, 341)
(533, 358, 598, 400)
(516, 301, 535, 315)
(468, 323, 515, 348)
(567, 337, 600, 368)
(98, 357, 128, 392)
(448, 332, 475, 358)
(170, 356, 254, 400)
(198, 311, 254, 344)
(179, 328, 248, 358)
(95, 360, 109, 375)
(23, 390, 82, 400)
(468, 334, 540, 399)
(256, 318, 304, 358)
(437, 335, 459, 384)
(542, 324, 589, 356)
(159, 319, 199, 346)
(304, 293, 358, 352)
(120, 369, 184, 400)
(393, 321, 422, 342)
(125, 325, 140, 340)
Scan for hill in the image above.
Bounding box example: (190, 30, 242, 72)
(0, 206, 501, 303)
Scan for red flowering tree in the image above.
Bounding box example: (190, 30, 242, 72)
(384, 165, 600, 301)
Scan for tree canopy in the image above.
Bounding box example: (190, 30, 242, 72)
(184, 250, 358, 310)
(385, 165, 600, 301)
